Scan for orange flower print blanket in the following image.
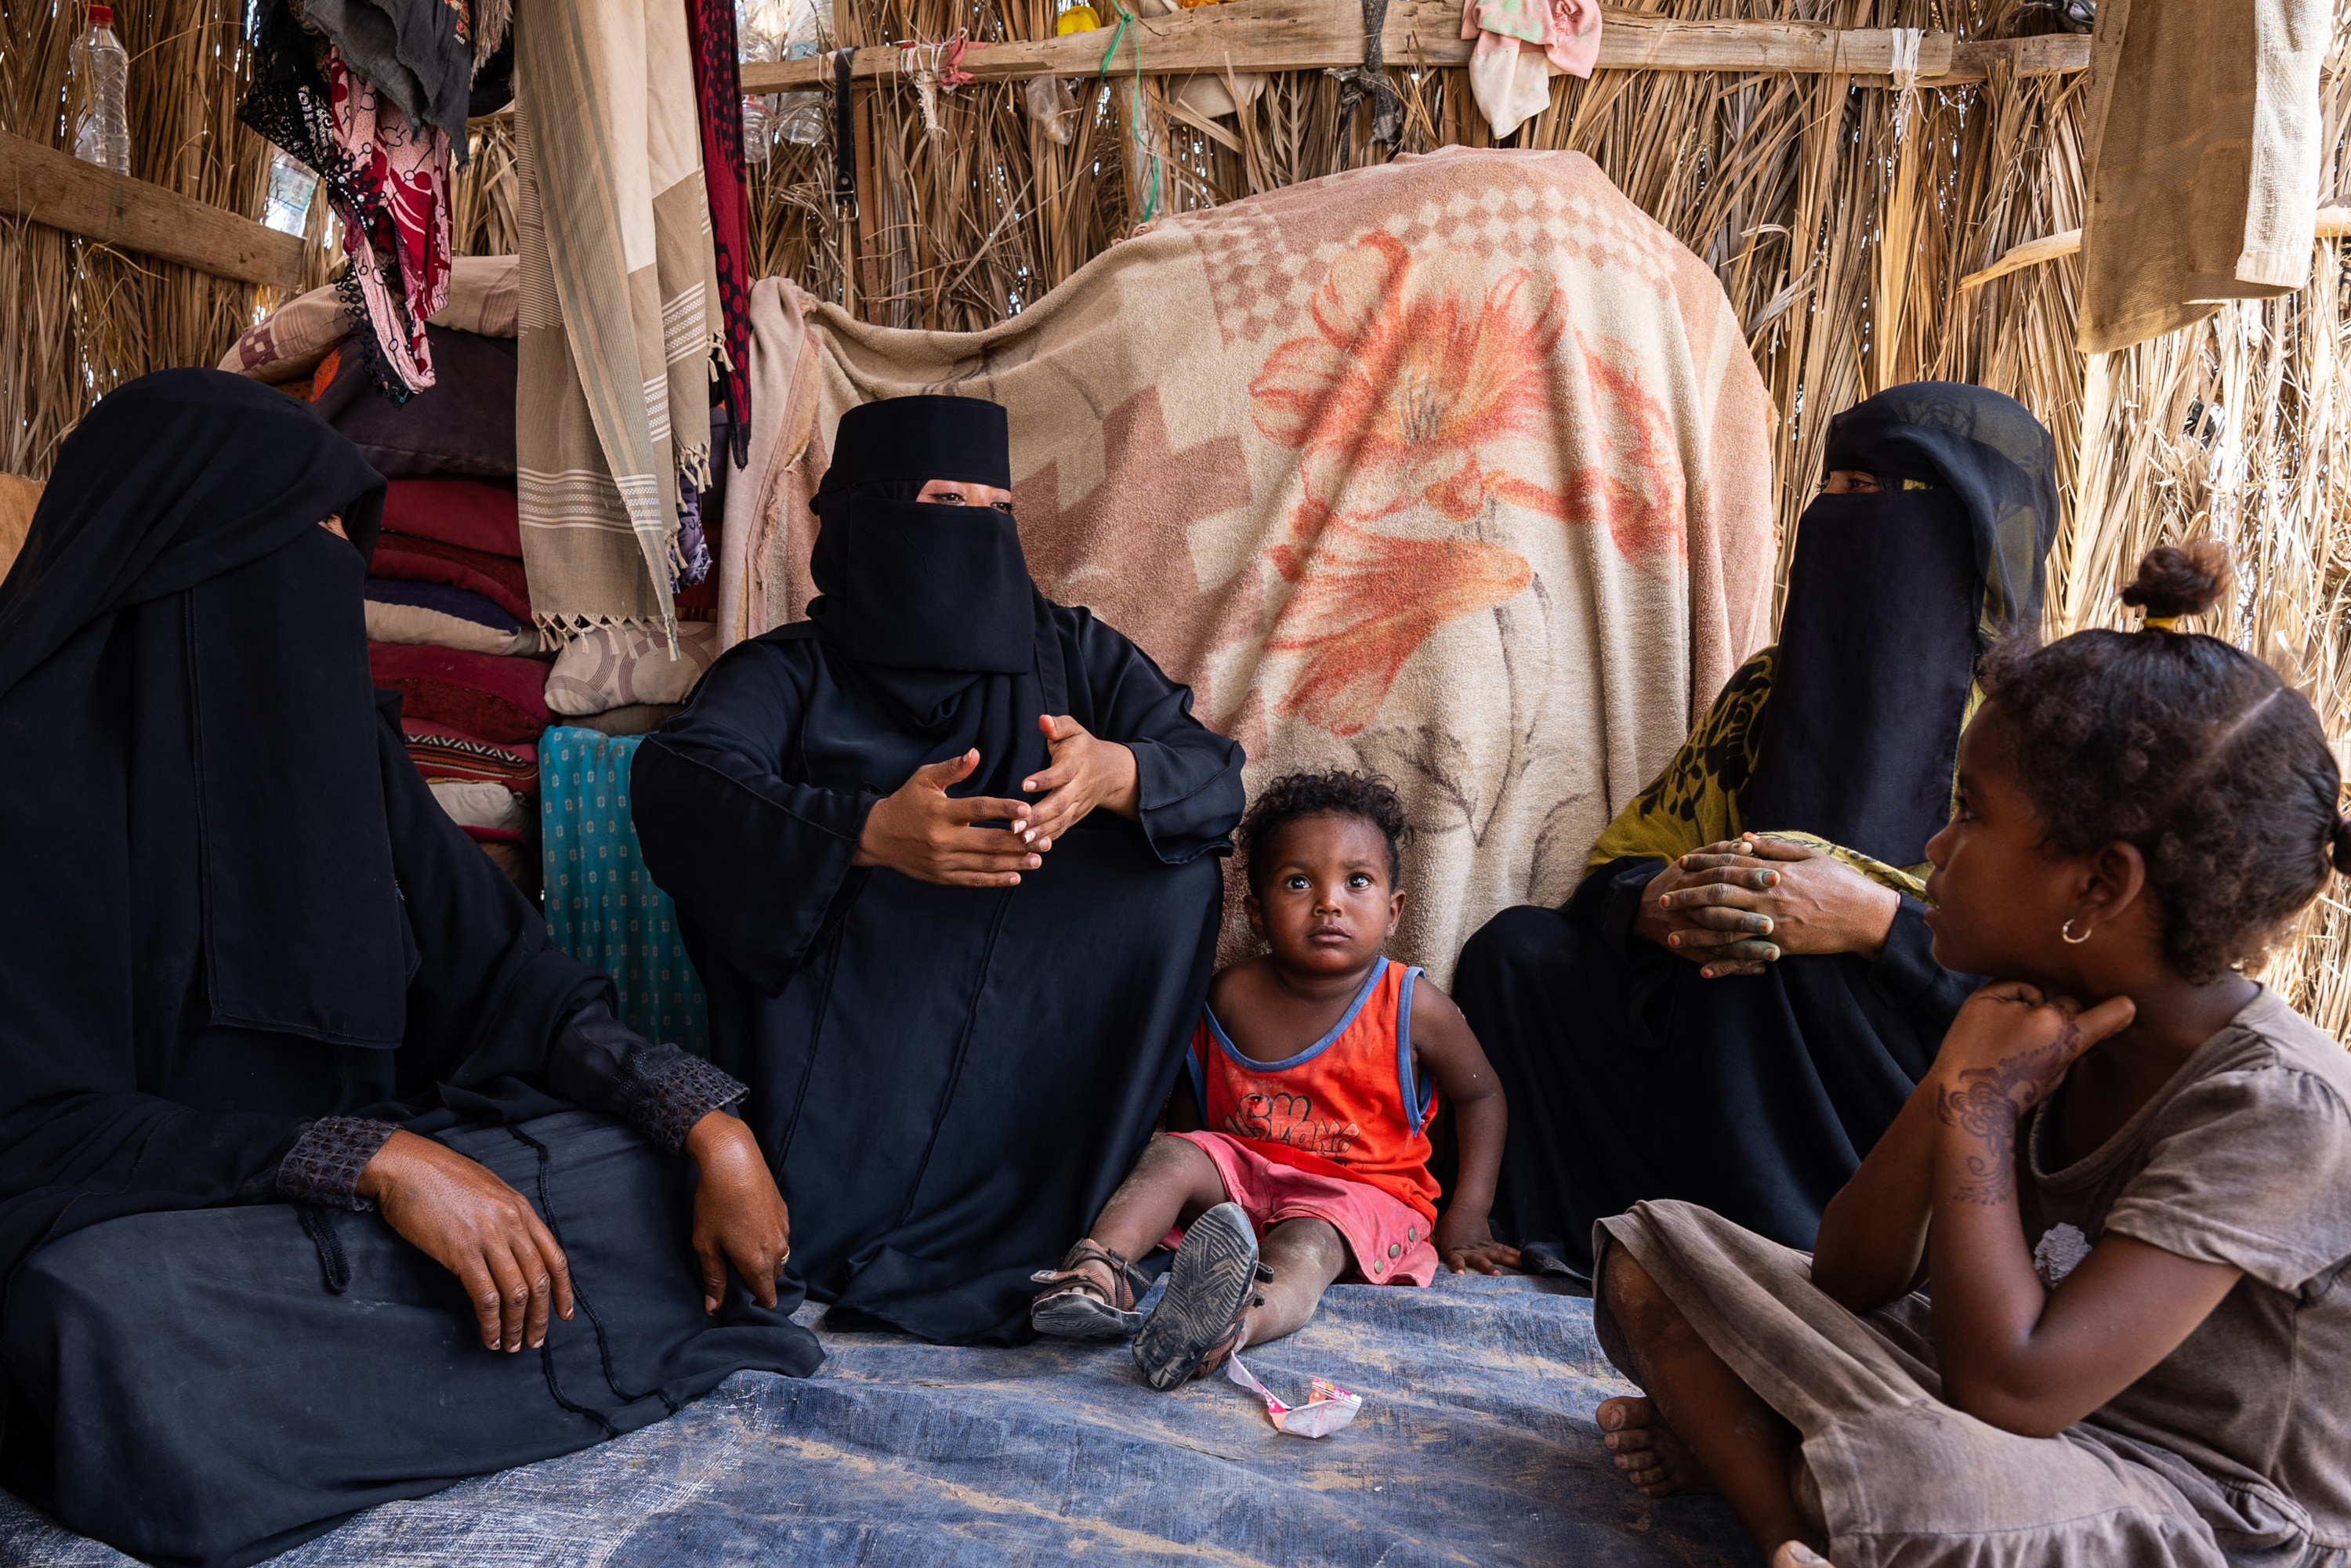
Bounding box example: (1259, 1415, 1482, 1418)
(715, 146, 1776, 982)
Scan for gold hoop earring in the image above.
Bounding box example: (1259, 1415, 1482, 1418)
(2061, 918, 2092, 945)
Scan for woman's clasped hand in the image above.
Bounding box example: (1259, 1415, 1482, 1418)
(1637, 835, 1903, 978)
(853, 713, 1139, 886)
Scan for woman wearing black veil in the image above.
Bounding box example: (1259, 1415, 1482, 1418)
(1453, 382, 2060, 1278)
(632, 395, 1246, 1346)
(0, 371, 820, 1568)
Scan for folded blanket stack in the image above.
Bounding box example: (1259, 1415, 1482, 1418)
(303, 319, 549, 894)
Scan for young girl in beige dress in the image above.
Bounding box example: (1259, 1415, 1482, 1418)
(1591, 542, 2351, 1568)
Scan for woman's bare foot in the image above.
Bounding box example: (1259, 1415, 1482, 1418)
(1596, 1395, 1713, 1496)
(1770, 1541, 1834, 1567)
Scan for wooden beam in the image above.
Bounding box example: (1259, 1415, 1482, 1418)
(0, 129, 304, 290)
(741, 2, 2088, 92)
(1958, 208, 2351, 293)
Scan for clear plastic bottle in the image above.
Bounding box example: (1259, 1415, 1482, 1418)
(71, 3, 131, 176)
(781, 0, 831, 147)
(775, 38, 827, 147)
(738, 0, 783, 165)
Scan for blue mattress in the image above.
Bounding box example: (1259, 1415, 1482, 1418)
(0, 1272, 1752, 1566)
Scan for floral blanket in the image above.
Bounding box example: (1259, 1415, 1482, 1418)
(715, 147, 1775, 980)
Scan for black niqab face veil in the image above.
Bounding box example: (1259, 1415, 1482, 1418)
(0, 369, 407, 1046)
(806, 395, 1063, 796)
(1738, 382, 2060, 868)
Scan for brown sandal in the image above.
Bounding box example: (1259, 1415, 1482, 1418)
(1030, 1240, 1151, 1340)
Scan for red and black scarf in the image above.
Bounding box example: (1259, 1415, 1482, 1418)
(684, 0, 754, 466)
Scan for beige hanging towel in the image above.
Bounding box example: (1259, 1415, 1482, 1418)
(2075, 0, 2330, 353)
(514, 0, 723, 642)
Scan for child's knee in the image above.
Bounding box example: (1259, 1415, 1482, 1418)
(1604, 1249, 1697, 1356)
(1140, 1135, 1230, 1212)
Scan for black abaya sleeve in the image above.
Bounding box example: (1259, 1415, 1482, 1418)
(1056, 606, 1244, 862)
(629, 639, 875, 996)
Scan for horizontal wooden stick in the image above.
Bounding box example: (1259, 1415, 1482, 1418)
(741, 2, 2088, 92)
(1958, 208, 2351, 293)
(0, 129, 304, 290)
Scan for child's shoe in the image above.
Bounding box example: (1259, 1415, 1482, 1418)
(1132, 1201, 1270, 1391)
(1029, 1240, 1150, 1340)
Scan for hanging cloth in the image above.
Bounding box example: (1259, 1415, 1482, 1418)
(242, 14, 454, 397)
(514, 0, 723, 639)
(2076, 0, 2330, 353)
(685, 0, 756, 470)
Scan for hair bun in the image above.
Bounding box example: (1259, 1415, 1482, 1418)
(2121, 539, 2233, 621)
(2334, 817, 2351, 877)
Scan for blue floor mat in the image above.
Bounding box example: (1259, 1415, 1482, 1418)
(1, 1273, 1752, 1566)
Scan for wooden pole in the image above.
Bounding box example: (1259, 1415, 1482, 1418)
(1958, 207, 2351, 294)
(743, 2, 2089, 92)
(0, 129, 304, 290)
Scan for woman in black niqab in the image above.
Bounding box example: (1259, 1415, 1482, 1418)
(0, 371, 817, 1568)
(633, 393, 1247, 1345)
(1453, 382, 2059, 1279)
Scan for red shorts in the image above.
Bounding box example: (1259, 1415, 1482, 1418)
(1165, 1131, 1439, 1286)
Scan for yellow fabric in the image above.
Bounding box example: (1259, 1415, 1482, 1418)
(1587, 644, 1931, 900)
(0, 474, 39, 581)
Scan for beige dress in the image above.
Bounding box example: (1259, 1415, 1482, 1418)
(1596, 988, 2351, 1568)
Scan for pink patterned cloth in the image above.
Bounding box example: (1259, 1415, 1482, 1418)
(328, 51, 452, 393)
(1460, 0, 1600, 139)
(1460, 0, 1599, 71)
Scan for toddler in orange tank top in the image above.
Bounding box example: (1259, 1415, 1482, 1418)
(1029, 770, 1519, 1389)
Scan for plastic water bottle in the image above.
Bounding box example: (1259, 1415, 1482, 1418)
(71, 3, 130, 176)
(775, 41, 828, 147)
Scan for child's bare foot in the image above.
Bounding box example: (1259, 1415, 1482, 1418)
(1770, 1542, 1834, 1567)
(1596, 1395, 1712, 1496)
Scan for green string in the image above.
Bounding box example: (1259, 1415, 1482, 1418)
(1096, 2, 1158, 225)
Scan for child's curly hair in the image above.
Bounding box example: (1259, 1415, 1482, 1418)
(1980, 540, 2350, 982)
(1239, 770, 1413, 894)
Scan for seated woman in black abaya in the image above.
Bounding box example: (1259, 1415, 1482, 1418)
(632, 396, 1245, 1346)
(0, 372, 820, 1568)
(1453, 383, 2060, 1278)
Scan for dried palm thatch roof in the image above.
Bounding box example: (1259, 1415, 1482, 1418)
(4, 0, 2349, 1028)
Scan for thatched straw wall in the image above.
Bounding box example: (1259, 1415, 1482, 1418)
(5, 0, 2349, 1030)
(0, 0, 276, 474)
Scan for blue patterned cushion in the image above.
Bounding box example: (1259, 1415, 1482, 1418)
(540, 726, 709, 1056)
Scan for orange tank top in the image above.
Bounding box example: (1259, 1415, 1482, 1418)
(1185, 958, 1440, 1222)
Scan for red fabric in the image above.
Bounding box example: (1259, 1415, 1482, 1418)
(369, 531, 532, 622)
(461, 824, 530, 845)
(672, 574, 717, 615)
(1167, 1131, 1439, 1286)
(400, 719, 538, 794)
(325, 50, 451, 395)
(1188, 958, 1440, 1222)
(684, 0, 752, 465)
(381, 478, 522, 559)
(370, 643, 549, 744)
(400, 718, 535, 760)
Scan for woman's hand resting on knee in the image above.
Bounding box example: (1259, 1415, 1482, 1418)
(357, 1129, 574, 1353)
(684, 1110, 793, 1316)
(1636, 836, 1900, 979)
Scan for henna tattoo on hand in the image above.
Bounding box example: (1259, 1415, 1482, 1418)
(1933, 1020, 2081, 1206)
